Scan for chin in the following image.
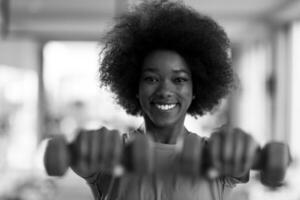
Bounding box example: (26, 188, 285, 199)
(151, 116, 181, 128)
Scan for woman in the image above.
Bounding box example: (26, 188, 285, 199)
(70, 1, 258, 200)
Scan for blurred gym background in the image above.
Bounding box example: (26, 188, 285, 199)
(0, 0, 299, 199)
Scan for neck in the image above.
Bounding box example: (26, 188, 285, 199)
(143, 118, 187, 144)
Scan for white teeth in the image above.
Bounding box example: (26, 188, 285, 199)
(156, 104, 176, 111)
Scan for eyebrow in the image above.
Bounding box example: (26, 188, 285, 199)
(142, 67, 191, 75)
(173, 69, 191, 75)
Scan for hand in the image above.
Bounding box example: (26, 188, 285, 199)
(208, 126, 259, 178)
(69, 127, 122, 178)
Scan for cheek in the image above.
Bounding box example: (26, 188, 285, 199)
(181, 84, 193, 102)
(138, 83, 153, 104)
(139, 81, 158, 95)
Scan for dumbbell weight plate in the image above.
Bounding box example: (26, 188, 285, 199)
(44, 135, 70, 176)
(131, 135, 154, 175)
(260, 142, 291, 187)
(179, 134, 204, 177)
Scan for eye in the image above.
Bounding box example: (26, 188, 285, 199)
(174, 77, 189, 83)
(143, 76, 159, 83)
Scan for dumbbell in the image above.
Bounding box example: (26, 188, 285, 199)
(44, 133, 290, 188)
(44, 133, 155, 177)
(180, 134, 291, 187)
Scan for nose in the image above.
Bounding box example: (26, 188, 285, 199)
(155, 80, 174, 98)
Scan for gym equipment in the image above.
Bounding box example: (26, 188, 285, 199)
(44, 134, 155, 176)
(44, 133, 291, 187)
(181, 135, 291, 187)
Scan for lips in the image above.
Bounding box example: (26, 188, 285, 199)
(151, 101, 179, 111)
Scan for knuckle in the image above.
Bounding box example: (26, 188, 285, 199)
(99, 126, 109, 133)
(211, 131, 222, 141)
(76, 129, 86, 139)
(110, 129, 120, 135)
(209, 137, 219, 151)
(233, 127, 247, 138)
(233, 127, 244, 133)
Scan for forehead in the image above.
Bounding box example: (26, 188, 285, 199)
(142, 50, 190, 74)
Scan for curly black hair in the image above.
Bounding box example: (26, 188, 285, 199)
(99, 0, 236, 116)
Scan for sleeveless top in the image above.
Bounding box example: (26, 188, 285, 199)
(84, 128, 248, 200)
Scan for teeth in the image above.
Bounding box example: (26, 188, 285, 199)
(156, 104, 176, 111)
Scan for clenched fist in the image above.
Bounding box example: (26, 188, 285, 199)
(208, 126, 259, 178)
(69, 127, 123, 178)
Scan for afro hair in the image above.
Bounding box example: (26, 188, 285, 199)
(99, 0, 236, 116)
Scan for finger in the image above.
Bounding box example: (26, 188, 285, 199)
(70, 129, 82, 166)
(222, 128, 235, 175)
(208, 132, 222, 174)
(98, 127, 110, 170)
(89, 130, 101, 173)
(109, 130, 122, 171)
(77, 131, 91, 173)
(232, 130, 246, 177)
(242, 135, 259, 173)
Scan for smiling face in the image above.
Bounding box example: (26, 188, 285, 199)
(138, 50, 193, 128)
